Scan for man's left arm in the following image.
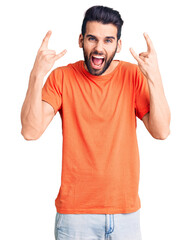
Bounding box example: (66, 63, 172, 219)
(130, 33, 171, 140)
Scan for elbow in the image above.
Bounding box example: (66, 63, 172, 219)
(152, 128, 170, 140)
(21, 128, 41, 141)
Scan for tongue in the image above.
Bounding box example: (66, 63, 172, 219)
(92, 57, 103, 66)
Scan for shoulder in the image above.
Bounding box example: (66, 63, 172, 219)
(57, 61, 83, 74)
(118, 61, 139, 77)
(50, 61, 82, 77)
(119, 61, 138, 72)
(52, 61, 82, 72)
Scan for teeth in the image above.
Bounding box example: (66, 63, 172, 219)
(93, 56, 104, 59)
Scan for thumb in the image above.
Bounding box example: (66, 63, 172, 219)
(54, 49, 67, 61)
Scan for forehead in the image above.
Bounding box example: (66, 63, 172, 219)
(85, 21, 117, 38)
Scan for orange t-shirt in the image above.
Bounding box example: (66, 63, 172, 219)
(42, 60, 150, 214)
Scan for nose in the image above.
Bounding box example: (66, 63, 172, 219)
(94, 41, 104, 53)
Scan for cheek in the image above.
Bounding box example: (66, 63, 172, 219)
(105, 44, 117, 54)
(83, 47, 93, 58)
(83, 41, 95, 52)
(106, 49, 116, 58)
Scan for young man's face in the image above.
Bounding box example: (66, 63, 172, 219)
(79, 21, 121, 76)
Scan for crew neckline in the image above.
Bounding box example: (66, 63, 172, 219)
(80, 60, 122, 81)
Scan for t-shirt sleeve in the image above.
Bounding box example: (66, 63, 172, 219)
(42, 67, 63, 115)
(134, 66, 150, 120)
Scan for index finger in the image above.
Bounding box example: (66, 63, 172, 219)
(143, 32, 155, 53)
(40, 30, 52, 49)
(129, 48, 143, 64)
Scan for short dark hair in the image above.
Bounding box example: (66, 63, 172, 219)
(81, 5, 124, 40)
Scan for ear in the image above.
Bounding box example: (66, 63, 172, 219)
(116, 39, 122, 53)
(79, 34, 83, 48)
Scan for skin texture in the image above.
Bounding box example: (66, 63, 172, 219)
(79, 21, 122, 76)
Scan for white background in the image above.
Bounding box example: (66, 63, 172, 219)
(0, 0, 191, 239)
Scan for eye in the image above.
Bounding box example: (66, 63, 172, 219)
(88, 37, 96, 41)
(105, 39, 112, 43)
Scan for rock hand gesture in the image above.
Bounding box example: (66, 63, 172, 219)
(130, 32, 161, 82)
(32, 31, 67, 77)
(129, 32, 171, 139)
(21, 31, 66, 140)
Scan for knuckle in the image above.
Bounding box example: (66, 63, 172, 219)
(39, 49, 44, 55)
(44, 55, 49, 61)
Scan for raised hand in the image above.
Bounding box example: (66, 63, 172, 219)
(129, 33, 161, 81)
(32, 31, 67, 77)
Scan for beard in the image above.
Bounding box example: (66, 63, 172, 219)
(82, 44, 118, 76)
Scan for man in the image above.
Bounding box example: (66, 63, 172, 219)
(21, 5, 171, 240)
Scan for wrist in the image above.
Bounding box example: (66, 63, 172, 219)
(147, 72, 162, 85)
(30, 67, 45, 79)
(28, 69, 45, 90)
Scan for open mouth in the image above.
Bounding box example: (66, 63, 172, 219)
(91, 56, 105, 69)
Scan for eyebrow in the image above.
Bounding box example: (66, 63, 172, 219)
(105, 36, 116, 40)
(86, 34, 96, 39)
(86, 34, 116, 40)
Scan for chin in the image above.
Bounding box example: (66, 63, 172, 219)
(85, 59, 111, 76)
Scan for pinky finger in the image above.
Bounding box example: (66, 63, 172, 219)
(54, 49, 67, 61)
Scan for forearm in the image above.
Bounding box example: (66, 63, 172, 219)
(147, 75, 171, 139)
(21, 70, 44, 140)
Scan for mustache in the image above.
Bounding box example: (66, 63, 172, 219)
(91, 51, 105, 56)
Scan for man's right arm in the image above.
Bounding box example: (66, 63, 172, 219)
(20, 31, 66, 140)
(20, 71, 55, 140)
